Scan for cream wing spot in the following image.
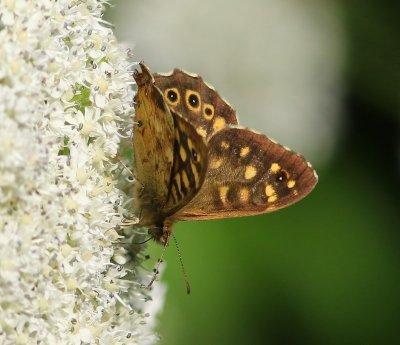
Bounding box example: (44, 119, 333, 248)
(179, 145, 187, 162)
(240, 146, 250, 158)
(181, 170, 189, 189)
(196, 127, 207, 137)
(220, 141, 230, 149)
(270, 163, 281, 173)
(210, 157, 223, 169)
(265, 185, 275, 197)
(175, 128, 180, 144)
(244, 165, 257, 179)
(239, 188, 250, 202)
(175, 173, 182, 192)
(219, 186, 229, 205)
(287, 180, 296, 188)
(268, 195, 278, 203)
(191, 162, 199, 187)
(265, 184, 278, 203)
(213, 117, 226, 133)
(187, 137, 194, 151)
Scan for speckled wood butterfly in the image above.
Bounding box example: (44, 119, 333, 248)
(132, 63, 318, 247)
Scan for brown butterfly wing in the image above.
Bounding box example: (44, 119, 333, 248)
(154, 70, 238, 141)
(171, 127, 318, 221)
(133, 63, 209, 231)
(133, 63, 175, 220)
(162, 110, 208, 216)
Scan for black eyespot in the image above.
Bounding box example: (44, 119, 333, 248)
(203, 104, 215, 120)
(205, 107, 212, 116)
(188, 94, 199, 107)
(167, 90, 178, 102)
(192, 148, 198, 161)
(276, 170, 288, 183)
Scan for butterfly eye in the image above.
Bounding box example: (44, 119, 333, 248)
(165, 88, 180, 105)
(203, 104, 215, 120)
(185, 90, 201, 112)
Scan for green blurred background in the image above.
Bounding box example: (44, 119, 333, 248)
(108, 1, 400, 344)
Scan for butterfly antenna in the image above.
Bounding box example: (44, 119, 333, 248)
(146, 232, 170, 290)
(171, 233, 191, 295)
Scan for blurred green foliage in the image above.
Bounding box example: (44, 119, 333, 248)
(343, 1, 400, 116)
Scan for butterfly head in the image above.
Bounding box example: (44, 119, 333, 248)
(148, 220, 174, 245)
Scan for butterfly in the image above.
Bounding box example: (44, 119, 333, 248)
(132, 63, 318, 248)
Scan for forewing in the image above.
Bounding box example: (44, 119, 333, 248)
(172, 127, 318, 221)
(132, 63, 174, 211)
(162, 110, 208, 216)
(154, 69, 238, 141)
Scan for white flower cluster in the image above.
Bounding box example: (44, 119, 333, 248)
(0, 1, 162, 344)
